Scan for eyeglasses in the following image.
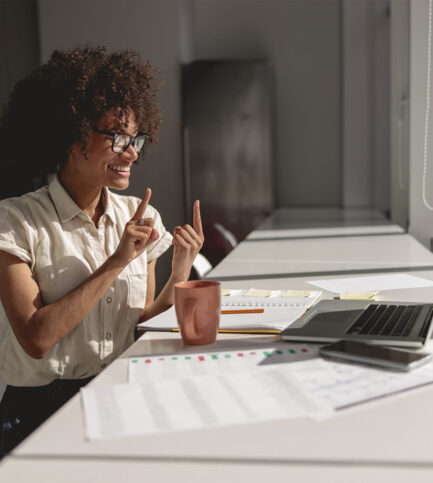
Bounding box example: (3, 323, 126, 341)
(93, 127, 148, 154)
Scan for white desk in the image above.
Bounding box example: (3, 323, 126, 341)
(247, 224, 405, 240)
(255, 207, 392, 229)
(10, 267, 433, 468)
(210, 234, 433, 280)
(2, 214, 433, 482)
(6, 328, 433, 473)
(5, 457, 433, 483)
(3, 457, 433, 483)
(249, 207, 404, 240)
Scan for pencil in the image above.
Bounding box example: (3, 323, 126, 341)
(136, 327, 281, 335)
(221, 308, 264, 314)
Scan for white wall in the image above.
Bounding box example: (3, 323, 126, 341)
(409, 0, 433, 248)
(390, 0, 409, 229)
(37, 1, 390, 254)
(38, 0, 345, 212)
(189, 0, 390, 211)
(342, 0, 390, 211)
(190, 0, 342, 207)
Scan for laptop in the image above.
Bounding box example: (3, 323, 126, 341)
(281, 299, 433, 348)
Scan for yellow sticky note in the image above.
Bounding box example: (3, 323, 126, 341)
(282, 290, 311, 298)
(340, 291, 378, 300)
(244, 288, 272, 297)
(221, 289, 232, 296)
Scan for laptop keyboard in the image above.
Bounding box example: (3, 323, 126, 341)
(346, 304, 422, 337)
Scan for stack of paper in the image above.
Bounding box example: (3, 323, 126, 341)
(81, 345, 433, 440)
(81, 346, 329, 440)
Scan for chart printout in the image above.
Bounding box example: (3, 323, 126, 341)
(81, 347, 433, 440)
(81, 364, 330, 440)
(288, 358, 433, 409)
(128, 345, 318, 383)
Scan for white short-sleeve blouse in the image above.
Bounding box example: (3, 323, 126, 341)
(0, 175, 172, 386)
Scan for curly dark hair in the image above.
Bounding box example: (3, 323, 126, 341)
(0, 45, 162, 177)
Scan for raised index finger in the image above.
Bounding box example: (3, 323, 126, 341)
(132, 188, 151, 221)
(193, 200, 203, 238)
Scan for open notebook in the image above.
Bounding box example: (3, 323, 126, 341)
(137, 289, 322, 334)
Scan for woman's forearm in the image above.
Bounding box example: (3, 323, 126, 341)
(10, 195, 157, 359)
(26, 254, 127, 358)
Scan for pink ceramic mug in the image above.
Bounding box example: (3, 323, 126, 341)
(174, 280, 221, 345)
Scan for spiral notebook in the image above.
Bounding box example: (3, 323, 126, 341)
(137, 289, 322, 334)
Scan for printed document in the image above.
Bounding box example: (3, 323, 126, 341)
(289, 358, 433, 409)
(128, 344, 318, 383)
(81, 367, 330, 440)
(81, 346, 433, 440)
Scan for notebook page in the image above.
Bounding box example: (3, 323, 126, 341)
(137, 289, 321, 331)
(138, 305, 306, 331)
(221, 289, 322, 308)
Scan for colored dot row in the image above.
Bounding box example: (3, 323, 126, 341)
(131, 348, 308, 364)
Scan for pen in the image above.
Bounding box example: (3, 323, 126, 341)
(221, 309, 264, 314)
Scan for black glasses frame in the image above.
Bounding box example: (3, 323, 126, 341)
(93, 127, 148, 154)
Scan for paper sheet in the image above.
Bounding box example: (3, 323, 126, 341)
(282, 290, 313, 297)
(217, 306, 307, 330)
(81, 366, 330, 440)
(138, 304, 308, 331)
(244, 288, 272, 297)
(130, 348, 433, 412)
(128, 345, 318, 383)
(81, 346, 433, 440)
(290, 358, 433, 410)
(137, 289, 322, 332)
(221, 289, 322, 305)
(307, 274, 433, 294)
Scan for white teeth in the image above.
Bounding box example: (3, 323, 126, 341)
(110, 165, 130, 172)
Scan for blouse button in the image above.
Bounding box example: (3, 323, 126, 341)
(106, 297, 112, 304)
(106, 332, 112, 340)
(101, 363, 107, 369)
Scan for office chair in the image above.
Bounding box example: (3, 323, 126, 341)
(192, 253, 213, 279)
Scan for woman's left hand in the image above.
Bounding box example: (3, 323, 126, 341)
(171, 200, 204, 282)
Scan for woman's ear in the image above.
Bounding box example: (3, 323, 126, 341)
(68, 141, 85, 159)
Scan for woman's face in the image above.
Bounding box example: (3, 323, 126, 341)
(68, 110, 140, 192)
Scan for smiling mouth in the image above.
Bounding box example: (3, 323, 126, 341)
(109, 165, 131, 172)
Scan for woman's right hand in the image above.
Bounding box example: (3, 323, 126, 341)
(113, 188, 159, 266)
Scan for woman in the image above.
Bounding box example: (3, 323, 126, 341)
(0, 46, 203, 454)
